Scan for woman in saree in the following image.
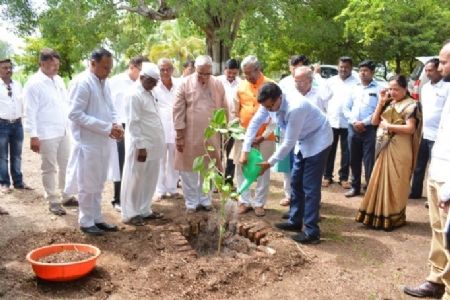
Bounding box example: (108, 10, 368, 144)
(356, 75, 422, 231)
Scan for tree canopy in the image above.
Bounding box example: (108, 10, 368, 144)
(1, 0, 449, 77)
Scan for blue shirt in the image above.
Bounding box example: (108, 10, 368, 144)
(242, 90, 333, 165)
(343, 80, 381, 125)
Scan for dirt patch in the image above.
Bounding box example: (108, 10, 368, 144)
(0, 140, 433, 299)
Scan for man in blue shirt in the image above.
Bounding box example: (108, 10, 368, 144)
(240, 82, 332, 244)
(343, 60, 381, 197)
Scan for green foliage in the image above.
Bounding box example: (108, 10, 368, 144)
(337, 0, 450, 73)
(147, 20, 205, 75)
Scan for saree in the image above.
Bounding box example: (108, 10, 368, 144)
(355, 97, 422, 230)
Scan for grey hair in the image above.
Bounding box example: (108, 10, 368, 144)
(241, 55, 260, 70)
(194, 55, 213, 67)
(294, 66, 313, 80)
(157, 57, 173, 67)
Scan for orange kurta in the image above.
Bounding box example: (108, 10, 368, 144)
(236, 74, 275, 140)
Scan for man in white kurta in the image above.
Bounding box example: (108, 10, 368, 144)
(121, 63, 165, 226)
(65, 49, 123, 235)
(24, 48, 75, 216)
(152, 58, 180, 200)
(108, 55, 148, 211)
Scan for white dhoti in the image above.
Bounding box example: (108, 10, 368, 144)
(121, 147, 160, 222)
(65, 143, 111, 227)
(180, 171, 211, 210)
(156, 143, 179, 196)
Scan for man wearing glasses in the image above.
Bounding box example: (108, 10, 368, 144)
(0, 57, 30, 195)
(173, 55, 227, 213)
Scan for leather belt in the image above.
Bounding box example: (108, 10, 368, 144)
(0, 117, 21, 124)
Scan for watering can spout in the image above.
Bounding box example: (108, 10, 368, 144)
(237, 148, 263, 194)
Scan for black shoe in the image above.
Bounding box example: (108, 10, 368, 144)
(80, 225, 105, 236)
(275, 222, 302, 232)
(14, 183, 33, 190)
(95, 222, 118, 232)
(409, 193, 422, 199)
(292, 232, 320, 244)
(404, 281, 445, 299)
(282, 212, 290, 219)
(345, 188, 360, 198)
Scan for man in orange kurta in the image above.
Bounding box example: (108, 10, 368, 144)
(234, 55, 275, 217)
(173, 55, 227, 213)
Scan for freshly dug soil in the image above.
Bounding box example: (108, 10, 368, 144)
(39, 250, 94, 264)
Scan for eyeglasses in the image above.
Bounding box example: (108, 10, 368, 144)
(197, 72, 212, 77)
(6, 84, 12, 97)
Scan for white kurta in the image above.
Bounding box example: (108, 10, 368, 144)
(121, 84, 165, 222)
(65, 71, 117, 227)
(153, 78, 180, 195)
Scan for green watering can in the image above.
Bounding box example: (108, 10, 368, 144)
(237, 148, 263, 194)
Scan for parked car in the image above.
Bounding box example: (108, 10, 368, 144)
(408, 56, 437, 100)
(318, 64, 387, 87)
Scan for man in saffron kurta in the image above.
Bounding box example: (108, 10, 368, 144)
(173, 55, 227, 213)
(234, 55, 275, 217)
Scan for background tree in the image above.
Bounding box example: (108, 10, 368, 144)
(337, 0, 450, 74)
(146, 20, 205, 75)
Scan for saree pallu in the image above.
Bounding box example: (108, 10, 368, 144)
(356, 97, 422, 230)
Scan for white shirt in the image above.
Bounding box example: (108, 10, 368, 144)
(217, 74, 241, 121)
(23, 69, 69, 139)
(126, 83, 165, 159)
(109, 72, 135, 124)
(303, 86, 328, 113)
(68, 71, 117, 147)
(152, 77, 180, 143)
(421, 80, 448, 141)
(429, 84, 450, 201)
(326, 74, 359, 128)
(0, 79, 23, 120)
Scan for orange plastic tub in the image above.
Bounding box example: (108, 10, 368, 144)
(26, 243, 101, 281)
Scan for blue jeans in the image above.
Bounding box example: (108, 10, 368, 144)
(348, 125, 376, 192)
(288, 146, 330, 238)
(410, 138, 434, 198)
(0, 119, 24, 187)
(324, 128, 349, 181)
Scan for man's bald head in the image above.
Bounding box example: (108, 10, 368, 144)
(294, 66, 313, 95)
(438, 40, 450, 81)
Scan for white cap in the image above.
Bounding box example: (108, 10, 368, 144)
(140, 62, 160, 80)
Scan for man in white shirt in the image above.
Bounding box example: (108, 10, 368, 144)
(65, 48, 124, 236)
(294, 66, 328, 113)
(323, 56, 358, 189)
(121, 63, 165, 226)
(108, 55, 148, 212)
(410, 58, 447, 199)
(217, 58, 241, 186)
(153, 58, 181, 200)
(404, 40, 450, 300)
(0, 57, 30, 194)
(24, 48, 75, 216)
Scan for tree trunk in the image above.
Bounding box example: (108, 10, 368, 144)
(395, 56, 401, 74)
(206, 34, 231, 75)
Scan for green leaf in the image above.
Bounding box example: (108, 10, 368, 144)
(212, 108, 226, 125)
(231, 132, 246, 140)
(202, 178, 211, 194)
(230, 192, 239, 200)
(204, 126, 216, 139)
(207, 145, 215, 151)
(208, 158, 217, 169)
(193, 156, 204, 172)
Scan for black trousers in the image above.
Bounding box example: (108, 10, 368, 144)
(112, 123, 125, 204)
